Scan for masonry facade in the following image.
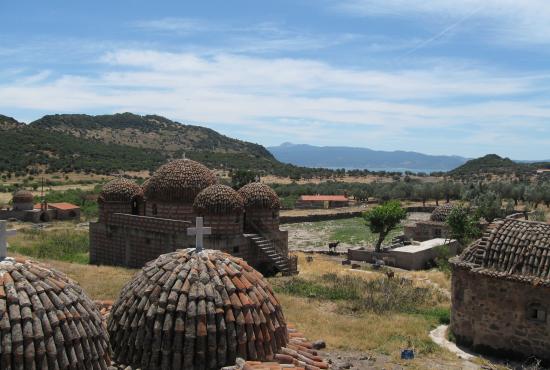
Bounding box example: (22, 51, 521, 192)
(404, 203, 453, 241)
(450, 219, 550, 362)
(89, 160, 296, 275)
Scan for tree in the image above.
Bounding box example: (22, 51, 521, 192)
(363, 200, 407, 252)
(446, 205, 481, 245)
(473, 191, 502, 222)
(231, 170, 258, 189)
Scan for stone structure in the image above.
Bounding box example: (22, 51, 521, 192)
(107, 248, 288, 369)
(90, 160, 297, 275)
(295, 195, 350, 209)
(404, 203, 454, 241)
(0, 190, 80, 223)
(0, 256, 110, 368)
(348, 238, 459, 270)
(450, 218, 550, 362)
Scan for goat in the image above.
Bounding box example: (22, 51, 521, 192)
(328, 241, 340, 254)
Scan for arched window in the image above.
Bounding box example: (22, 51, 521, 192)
(131, 199, 139, 215)
(152, 204, 158, 216)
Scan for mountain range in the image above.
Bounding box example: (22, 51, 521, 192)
(268, 143, 468, 172)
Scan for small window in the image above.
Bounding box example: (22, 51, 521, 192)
(145, 238, 151, 245)
(233, 246, 240, 253)
(434, 228, 442, 238)
(272, 211, 277, 219)
(235, 214, 240, 224)
(152, 204, 158, 216)
(527, 304, 546, 322)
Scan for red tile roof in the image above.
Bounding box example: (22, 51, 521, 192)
(48, 202, 80, 210)
(299, 195, 349, 202)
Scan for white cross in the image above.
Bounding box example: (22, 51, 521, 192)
(0, 221, 16, 260)
(187, 217, 211, 252)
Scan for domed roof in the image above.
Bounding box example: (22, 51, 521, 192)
(108, 249, 288, 369)
(0, 257, 110, 368)
(144, 159, 218, 203)
(193, 184, 244, 215)
(238, 183, 280, 210)
(430, 203, 455, 222)
(99, 177, 143, 202)
(12, 190, 34, 203)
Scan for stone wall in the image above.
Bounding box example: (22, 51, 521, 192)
(244, 208, 280, 232)
(145, 201, 195, 221)
(90, 213, 256, 268)
(404, 221, 450, 241)
(451, 267, 550, 362)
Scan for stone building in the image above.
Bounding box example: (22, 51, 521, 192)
(0, 190, 80, 223)
(0, 256, 110, 368)
(90, 159, 297, 275)
(108, 248, 288, 369)
(295, 195, 350, 209)
(404, 203, 454, 241)
(450, 218, 550, 362)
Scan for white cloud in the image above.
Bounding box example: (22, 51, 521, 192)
(1, 48, 550, 156)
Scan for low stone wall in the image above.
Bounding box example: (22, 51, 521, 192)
(280, 211, 363, 224)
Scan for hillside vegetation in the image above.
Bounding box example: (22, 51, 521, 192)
(0, 113, 310, 176)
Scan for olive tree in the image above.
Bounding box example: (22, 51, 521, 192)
(363, 200, 407, 252)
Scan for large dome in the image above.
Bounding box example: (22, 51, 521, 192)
(99, 177, 143, 202)
(193, 184, 244, 215)
(144, 159, 217, 203)
(108, 249, 288, 370)
(0, 257, 110, 369)
(12, 190, 34, 204)
(238, 183, 280, 210)
(430, 203, 455, 222)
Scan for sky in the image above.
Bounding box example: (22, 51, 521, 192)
(1, 1, 550, 159)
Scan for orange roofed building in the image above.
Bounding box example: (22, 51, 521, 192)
(295, 194, 350, 209)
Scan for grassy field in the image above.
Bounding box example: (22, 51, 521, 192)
(283, 217, 405, 250)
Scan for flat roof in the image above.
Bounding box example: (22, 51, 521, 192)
(299, 195, 349, 201)
(392, 238, 454, 254)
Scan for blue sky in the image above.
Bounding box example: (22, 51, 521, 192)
(2, 0, 550, 159)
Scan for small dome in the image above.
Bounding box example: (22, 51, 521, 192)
(193, 184, 244, 215)
(238, 183, 280, 210)
(144, 159, 217, 203)
(430, 203, 455, 222)
(12, 190, 34, 204)
(108, 249, 288, 369)
(0, 257, 110, 368)
(99, 177, 143, 202)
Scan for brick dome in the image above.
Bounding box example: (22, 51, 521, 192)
(99, 178, 143, 202)
(108, 249, 288, 370)
(238, 183, 280, 210)
(12, 190, 34, 204)
(193, 184, 244, 215)
(144, 159, 217, 203)
(0, 257, 110, 369)
(430, 203, 455, 222)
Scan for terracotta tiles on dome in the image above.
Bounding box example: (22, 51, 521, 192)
(99, 178, 143, 203)
(238, 183, 281, 210)
(194, 184, 245, 215)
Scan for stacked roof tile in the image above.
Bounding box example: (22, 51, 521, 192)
(451, 218, 550, 285)
(12, 190, 34, 204)
(99, 178, 144, 203)
(107, 249, 288, 370)
(430, 203, 455, 222)
(0, 257, 110, 369)
(238, 183, 281, 210)
(193, 184, 245, 215)
(144, 159, 218, 203)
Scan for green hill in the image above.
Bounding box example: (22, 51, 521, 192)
(0, 113, 312, 176)
(449, 154, 530, 177)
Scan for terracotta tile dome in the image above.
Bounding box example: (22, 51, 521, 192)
(0, 257, 110, 369)
(238, 183, 281, 210)
(12, 190, 34, 204)
(99, 178, 143, 203)
(430, 203, 455, 222)
(193, 184, 244, 215)
(108, 249, 288, 370)
(144, 159, 218, 203)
